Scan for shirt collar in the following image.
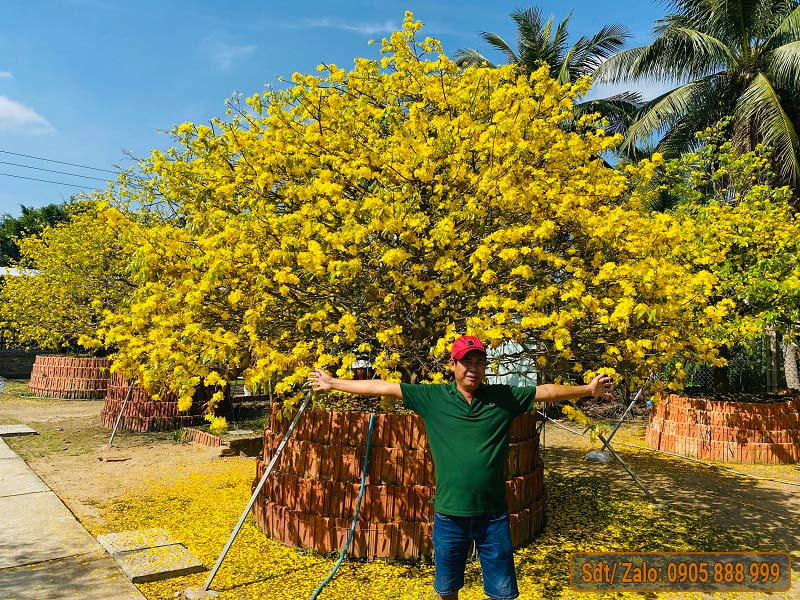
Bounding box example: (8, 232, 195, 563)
(447, 380, 484, 403)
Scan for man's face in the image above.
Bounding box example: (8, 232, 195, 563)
(449, 350, 486, 393)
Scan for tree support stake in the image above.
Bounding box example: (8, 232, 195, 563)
(185, 389, 312, 599)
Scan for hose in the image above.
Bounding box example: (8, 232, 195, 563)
(309, 412, 375, 600)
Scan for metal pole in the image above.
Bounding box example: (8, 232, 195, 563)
(597, 432, 658, 503)
(108, 376, 137, 446)
(200, 389, 312, 592)
(605, 386, 644, 444)
(598, 384, 657, 501)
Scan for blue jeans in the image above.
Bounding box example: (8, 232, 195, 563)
(432, 511, 518, 599)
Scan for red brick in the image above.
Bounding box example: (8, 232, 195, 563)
(391, 486, 411, 521)
(374, 522, 397, 558)
(395, 522, 419, 559)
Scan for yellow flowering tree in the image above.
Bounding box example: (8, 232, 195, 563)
(97, 14, 733, 411)
(0, 201, 133, 352)
(637, 125, 800, 391)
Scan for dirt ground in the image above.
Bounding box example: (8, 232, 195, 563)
(0, 381, 228, 529)
(2, 381, 799, 596)
(539, 418, 800, 596)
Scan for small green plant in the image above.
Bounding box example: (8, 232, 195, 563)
(171, 428, 189, 444)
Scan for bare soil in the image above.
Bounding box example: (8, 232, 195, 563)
(0, 380, 227, 529)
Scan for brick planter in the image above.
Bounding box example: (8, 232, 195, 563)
(182, 428, 223, 447)
(646, 394, 800, 464)
(252, 405, 546, 560)
(100, 373, 204, 433)
(29, 355, 110, 399)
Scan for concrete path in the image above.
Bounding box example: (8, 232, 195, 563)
(0, 437, 145, 600)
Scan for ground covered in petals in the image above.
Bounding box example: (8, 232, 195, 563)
(87, 436, 797, 600)
(7, 389, 794, 599)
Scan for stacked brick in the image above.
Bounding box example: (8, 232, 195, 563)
(182, 428, 223, 447)
(100, 372, 204, 433)
(646, 394, 800, 464)
(29, 355, 110, 399)
(252, 405, 546, 560)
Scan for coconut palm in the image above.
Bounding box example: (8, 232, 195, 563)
(453, 7, 642, 135)
(595, 0, 800, 188)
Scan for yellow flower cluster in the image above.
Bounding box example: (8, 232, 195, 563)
(86, 456, 770, 599)
(0, 201, 132, 350)
(81, 13, 740, 409)
(6, 16, 799, 412)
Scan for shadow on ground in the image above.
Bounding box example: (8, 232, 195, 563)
(517, 423, 800, 598)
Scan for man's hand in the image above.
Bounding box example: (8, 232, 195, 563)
(308, 368, 334, 391)
(586, 373, 614, 399)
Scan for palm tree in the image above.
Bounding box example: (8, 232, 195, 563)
(595, 0, 800, 189)
(453, 7, 642, 135)
(597, 0, 800, 389)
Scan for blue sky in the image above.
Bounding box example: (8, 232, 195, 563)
(0, 0, 669, 217)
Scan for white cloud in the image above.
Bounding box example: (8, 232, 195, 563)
(0, 96, 53, 134)
(205, 38, 257, 70)
(0, 71, 13, 79)
(300, 18, 397, 36)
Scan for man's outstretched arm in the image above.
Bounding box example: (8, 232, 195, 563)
(308, 368, 403, 399)
(535, 373, 614, 403)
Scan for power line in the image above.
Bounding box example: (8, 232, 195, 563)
(0, 160, 113, 183)
(0, 172, 101, 190)
(0, 149, 120, 174)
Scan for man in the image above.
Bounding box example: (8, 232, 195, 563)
(308, 335, 613, 600)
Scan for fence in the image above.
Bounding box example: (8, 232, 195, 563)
(680, 333, 790, 394)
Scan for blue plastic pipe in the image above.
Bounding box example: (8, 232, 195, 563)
(309, 412, 375, 599)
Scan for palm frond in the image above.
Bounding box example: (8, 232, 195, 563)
(452, 48, 498, 69)
(764, 5, 800, 49)
(656, 0, 717, 32)
(620, 78, 714, 152)
(511, 7, 545, 57)
(556, 48, 575, 84)
(575, 91, 643, 135)
(577, 24, 632, 74)
(511, 7, 545, 37)
(768, 40, 800, 88)
(601, 90, 646, 105)
(509, 8, 563, 75)
(593, 46, 647, 83)
(595, 24, 733, 84)
(479, 31, 519, 65)
(652, 12, 711, 38)
(552, 12, 572, 61)
(668, 26, 737, 66)
(654, 105, 719, 157)
(720, 0, 765, 45)
(735, 72, 800, 185)
(533, 15, 561, 68)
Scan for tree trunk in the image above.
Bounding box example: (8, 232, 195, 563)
(766, 329, 780, 391)
(712, 346, 731, 393)
(783, 335, 799, 390)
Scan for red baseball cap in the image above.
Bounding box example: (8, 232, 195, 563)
(450, 335, 486, 360)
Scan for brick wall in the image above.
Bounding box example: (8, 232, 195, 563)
(646, 394, 800, 464)
(28, 355, 109, 399)
(100, 372, 204, 432)
(183, 428, 223, 447)
(252, 405, 546, 560)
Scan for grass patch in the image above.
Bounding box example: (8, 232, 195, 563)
(0, 382, 177, 461)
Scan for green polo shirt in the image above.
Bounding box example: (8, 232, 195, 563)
(400, 381, 537, 516)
